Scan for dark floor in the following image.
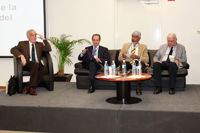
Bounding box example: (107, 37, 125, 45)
(0, 82, 200, 133)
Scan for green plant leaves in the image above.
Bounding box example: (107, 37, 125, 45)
(48, 34, 91, 71)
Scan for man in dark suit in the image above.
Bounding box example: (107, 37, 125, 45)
(11, 29, 52, 95)
(78, 34, 110, 93)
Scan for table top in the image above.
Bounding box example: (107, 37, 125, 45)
(95, 73, 152, 82)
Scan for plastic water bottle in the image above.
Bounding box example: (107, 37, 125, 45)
(111, 60, 116, 75)
(132, 60, 136, 75)
(104, 61, 108, 75)
(122, 60, 126, 76)
(137, 61, 142, 75)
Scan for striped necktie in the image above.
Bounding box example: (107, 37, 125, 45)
(129, 45, 135, 65)
(92, 46, 97, 56)
(31, 44, 36, 62)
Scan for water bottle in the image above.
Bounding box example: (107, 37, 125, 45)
(111, 60, 116, 75)
(122, 60, 126, 76)
(137, 61, 142, 75)
(104, 61, 108, 75)
(132, 60, 136, 75)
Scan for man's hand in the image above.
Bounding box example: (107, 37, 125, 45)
(20, 55, 26, 66)
(95, 58, 101, 62)
(36, 33, 45, 40)
(157, 61, 162, 63)
(122, 53, 126, 58)
(82, 49, 88, 55)
(174, 60, 179, 67)
(130, 54, 139, 59)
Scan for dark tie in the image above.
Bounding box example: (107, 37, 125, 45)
(165, 47, 173, 66)
(92, 46, 97, 56)
(32, 44, 36, 62)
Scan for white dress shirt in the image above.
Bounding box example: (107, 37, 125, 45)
(29, 41, 39, 63)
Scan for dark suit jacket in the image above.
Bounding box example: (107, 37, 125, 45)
(78, 45, 110, 67)
(10, 40, 52, 64)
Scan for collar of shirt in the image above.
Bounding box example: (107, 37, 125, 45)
(29, 41, 39, 63)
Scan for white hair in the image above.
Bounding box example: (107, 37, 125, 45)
(167, 33, 177, 39)
(132, 30, 141, 38)
(26, 29, 35, 36)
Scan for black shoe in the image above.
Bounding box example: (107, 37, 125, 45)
(88, 86, 95, 93)
(169, 88, 175, 95)
(153, 87, 162, 94)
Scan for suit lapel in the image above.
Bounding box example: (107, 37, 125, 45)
(138, 43, 141, 56)
(126, 43, 132, 53)
(98, 46, 101, 58)
(35, 42, 39, 59)
(174, 43, 179, 59)
(25, 41, 30, 59)
(162, 45, 168, 57)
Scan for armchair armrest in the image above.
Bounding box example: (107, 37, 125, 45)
(41, 52, 54, 78)
(41, 52, 54, 91)
(13, 56, 23, 92)
(182, 62, 189, 69)
(75, 62, 83, 68)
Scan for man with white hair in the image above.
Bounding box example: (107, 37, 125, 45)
(153, 33, 187, 95)
(118, 30, 149, 95)
(11, 29, 52, 95)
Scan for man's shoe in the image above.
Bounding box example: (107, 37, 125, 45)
(29, 88, 37, 95)
(136, 84, 142, 95)
(88, 86, 95, 94)
(169, 88, 175, 95)
(153, 87, 162, 94)
(24, 86, 29, 94)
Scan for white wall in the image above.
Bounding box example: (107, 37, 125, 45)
(0, 0, 200, 86)
(45, 0, 115, 82)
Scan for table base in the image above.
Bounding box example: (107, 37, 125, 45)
(106, 97, 142, 104)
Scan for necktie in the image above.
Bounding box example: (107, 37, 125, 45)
(32, 44, 36, 62)
(92, 46, 97, 57)
(165, 47, 173, 66)
(129, 45, 135, 65)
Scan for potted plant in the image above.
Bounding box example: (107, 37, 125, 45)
(48, 34, 91, 77)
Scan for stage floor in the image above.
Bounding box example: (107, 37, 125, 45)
(0, 82, 200, 133)
(0, 82, 200, 112)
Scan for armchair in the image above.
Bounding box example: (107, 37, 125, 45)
(13, 52, 54, 93)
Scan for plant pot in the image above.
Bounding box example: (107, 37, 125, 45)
(54, 73, 73, 82)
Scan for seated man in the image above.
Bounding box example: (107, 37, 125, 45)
(11, 29, 52, 95)
(78, 34, 110, 94)
(118, 30, 149, 95)
(153, 33, 187, 95)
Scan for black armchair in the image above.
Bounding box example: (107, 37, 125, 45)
(13, 52, 54, 93)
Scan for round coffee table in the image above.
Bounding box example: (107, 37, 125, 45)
(95, 73, 152, 104)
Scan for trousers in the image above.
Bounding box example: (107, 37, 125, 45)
(82, 51, 101, 81)
(153, 62, 178, 88)
(24, 61, 48, 88)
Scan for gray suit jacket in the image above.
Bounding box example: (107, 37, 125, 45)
(153, 43, 187, 65)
